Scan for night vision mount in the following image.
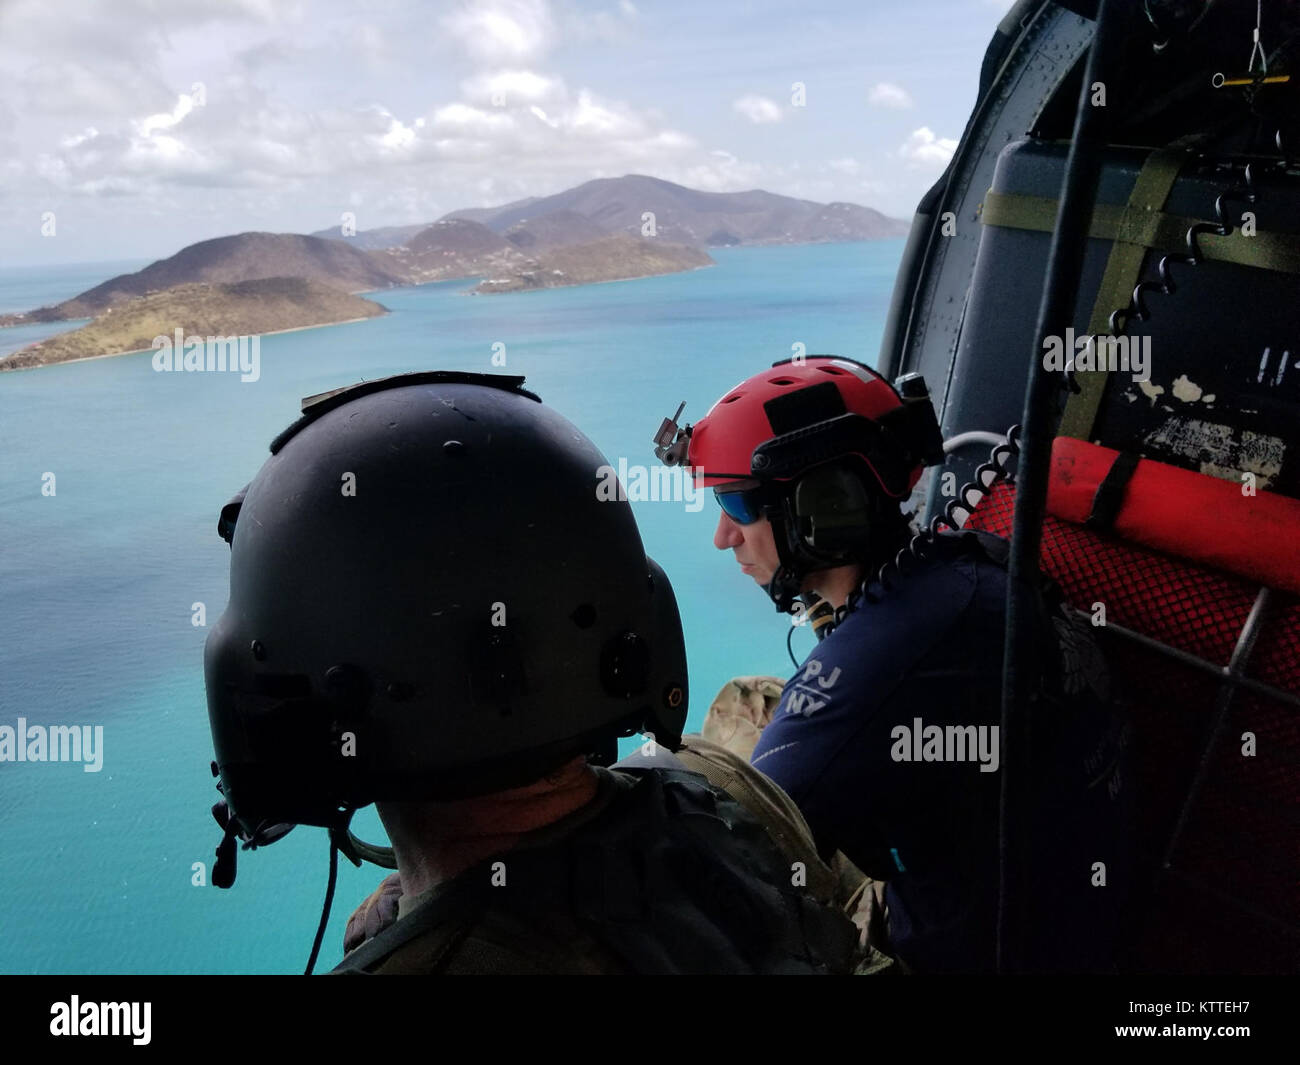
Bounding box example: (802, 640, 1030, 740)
(650, 369, 945, 483)
(653, 401, 691, 466)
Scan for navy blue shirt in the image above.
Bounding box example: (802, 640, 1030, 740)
(751, 538, 1128, 973)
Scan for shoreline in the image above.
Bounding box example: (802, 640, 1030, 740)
(0, 238, 898, 370)
(472, 260, 716, 296)
(0, 311, 387, 374)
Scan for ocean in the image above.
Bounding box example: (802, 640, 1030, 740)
(0, 240, 904, 974)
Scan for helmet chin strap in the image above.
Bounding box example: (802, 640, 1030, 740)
(762, 502, 807, 614)
(764, 501, 847, 615)
(764, 564, 803, 614)
(764, 497, 890, 622)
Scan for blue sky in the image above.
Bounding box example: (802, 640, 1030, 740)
(0, 0, 1016, 266)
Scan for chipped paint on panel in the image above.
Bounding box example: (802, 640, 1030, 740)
(1138, 379, 1165, 405)
(1144, 416, 1284, 490)
(1238, 430, 1286, 482)
(1171, 374, 1203, 402)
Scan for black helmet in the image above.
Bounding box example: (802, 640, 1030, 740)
(205, 371, 687, 843)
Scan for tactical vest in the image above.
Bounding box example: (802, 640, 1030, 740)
(874, 528, 1130, 972)
(330, 763, 858, 975)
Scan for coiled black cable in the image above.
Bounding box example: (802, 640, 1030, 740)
(823, 140, 1288, 627)
(1117, 162, 1257, 334)
(837, 424, 1023, 621)
(1064, 149, 1281, 395)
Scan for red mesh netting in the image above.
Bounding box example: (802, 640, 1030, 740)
(964, 480, 1300, 973)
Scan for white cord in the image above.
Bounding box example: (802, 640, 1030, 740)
(1249, 0, 1267, 74)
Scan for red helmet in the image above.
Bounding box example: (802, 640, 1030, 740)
(651, 356, 943, 613)
(683, 357, 932, 497)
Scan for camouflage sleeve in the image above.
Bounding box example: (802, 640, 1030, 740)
(680, 730, 901, 974)
(700, 675, 786, 761)
(342, 871, 403, 954)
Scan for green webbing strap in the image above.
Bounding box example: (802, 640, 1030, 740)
(983, 194, 1148, 243)
(981, 191, 1300, 274)
(980, 149, 1300, 440)
(984, 154, 1300, 439)
(1060, 148, 1188, 440)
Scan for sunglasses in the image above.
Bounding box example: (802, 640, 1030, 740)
(714, 484, 767, 525)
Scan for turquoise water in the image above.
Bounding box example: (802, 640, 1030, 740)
(0, 258, 152, 315)
(0, 241, 903, 974)
(0, 259, 153, 358)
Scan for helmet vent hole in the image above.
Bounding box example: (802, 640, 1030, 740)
(722, 394, 742, 403)
(771, 377, 796, 385)
(571, 603, 598, 629)
(819, 367, 844, 375)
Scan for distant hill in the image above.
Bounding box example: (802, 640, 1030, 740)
(504, 209, 609, 250)
(475, 233, 713, 294)
(307, 197, 546, 251)
(311, 175, 908, 253)
(1, 277, 386, 371)
(0, 175, 904, 366)
(373, 218, 712, 292)
(1, 232, 404, 325)
(795, 202, 908, 243)
(307, 222, 432, 251)
(443, 174, 910, 246)
(373, 218, 526, 284)
(440, 195, 541, 228)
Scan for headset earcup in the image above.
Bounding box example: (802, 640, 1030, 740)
(793, 463, 874, 556)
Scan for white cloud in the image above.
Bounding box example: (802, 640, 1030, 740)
(570, 88, 641, 137)
(23, 66, 720, 201)
(461, 69, 564, 106)
(898, 126, 957, 167)
(676, 149, 764, 192)
(733, 94, 783, 124)
(379, 116, 417, 151)
(553, 0, 639, 44)
(442, 0, 555, 63)
(867, 81, 913, 109)
(12, 58, 167, 121)
(60, 127, 100, 149)
(429, 102, 514, 135)
(0, 0, 946, 258)
(136, 93, 196, 137)
(529, 104, 559, 128)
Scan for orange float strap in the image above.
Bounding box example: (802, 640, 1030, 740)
(1048, 437, 1300, 597)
